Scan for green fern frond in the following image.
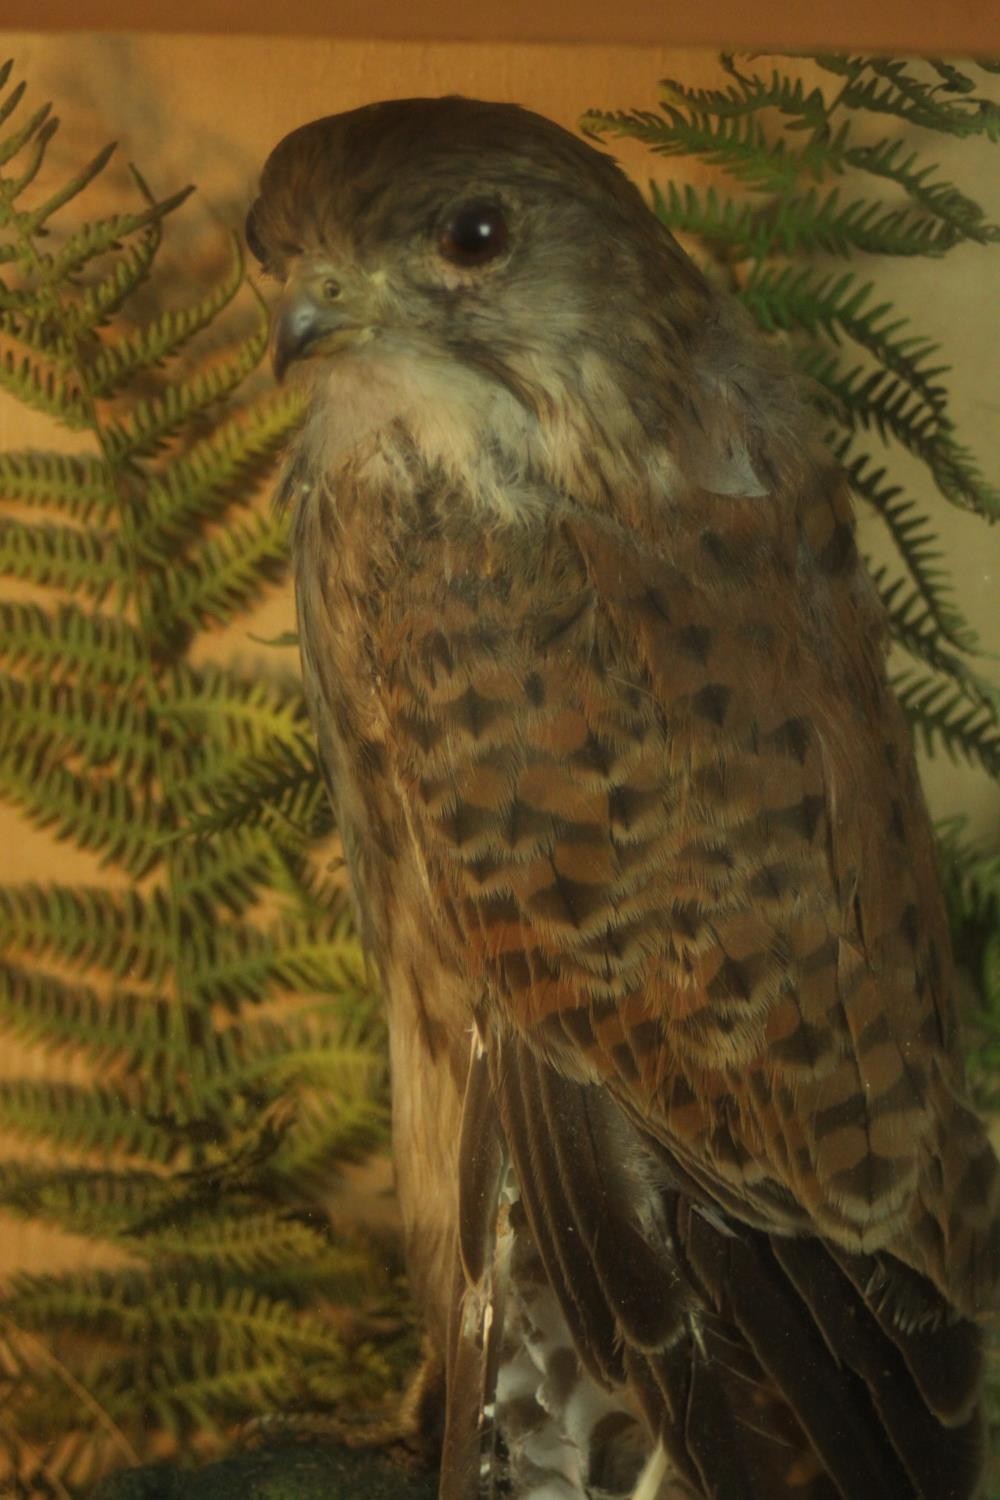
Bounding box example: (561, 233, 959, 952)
(269, 1087, 389, 1185)
(0, 94, 53, 174)
(135, 1355, 286, 1438)
(0, 963, 182, 1068)
(174, 914, 368, 1010)
(0, 340, 89, 426)
(0, 750, 162, 875)
(0, 449, 116, 521)
(44, 192, 191, 284)
(62, 223, 164, 338)
(127, 1364, 288, 1443)
(804, 347, 940, 444)
(0, 601, 144, 685)
(925, 60, 981, 93)
(0, 516, 123, 597)
(0, 963, 105, 1053)
(154, 687, 313, 828)
(135, 386, 306, 557)
(86, 237, 245, 397)
(171, 828, 283, 917)
(652, 180, 966, 262)
(832, 57, 1000, 141)
(743, 267, 949, 409)
(0, 279, 46, 317)
(649, 181, 759, 257)
(936, 819, 1000, 923)
(182, 735, 329, 841)
(125, 1207, 347, 1272)
(102, 326, 267, 462)
(658, 66, 830, 127)
(164, 665, 309, 755)
(0, 674, 159, 772)
(802, 350, 1000, 516)
(874, 568, 1000, 713)
(0, 72, 383, 1484)
(982, 931, 1000, 1016)
(21, 142, 120, 232)
(894, 672, 1000, 775)
(276, 851, 350, 927)
(841, 449, 972, 649)
(925, 434, 1000, 519)
(583, 105, 833, 191)
(99, 1332, 398, 1441)
(0, 58, 24, 129)
(4, 1267, 347, 1353)
(183, 1021, 386, 1126)
(0, 1162, 170, 1240)
(937, 822, 1000, 1107)
(146, 510, 287, 638)
(842, 137, 999, 243)
(0, 885, 173, 983)
(0, 1080, 179, 1162)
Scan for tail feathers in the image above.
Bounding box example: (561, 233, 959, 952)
(482, 1037, 987, 1500)
(446, 1045, 645, 1499)
(439, 1267, 492, 1500)
(802, 1241, 983, 1426)
(677, 1201, 983, 1499)
(771, 1239, 983, 1498)
(503, 1034, 628, 1387)
(629, 1332, 830, 1500)
(440, 1174, 515, 1500)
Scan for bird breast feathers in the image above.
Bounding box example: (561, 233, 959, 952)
(292, 326, 779, 526)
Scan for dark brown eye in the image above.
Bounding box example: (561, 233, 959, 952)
(244, 205, 268, 266)
(439, 201, 508, 267)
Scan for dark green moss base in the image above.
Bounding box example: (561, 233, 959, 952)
(89, 1443, 438, 1499)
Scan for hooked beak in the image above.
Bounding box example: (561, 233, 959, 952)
(269, 264, 369, 381)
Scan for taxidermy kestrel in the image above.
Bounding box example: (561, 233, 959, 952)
(249, 98, 999, 1499)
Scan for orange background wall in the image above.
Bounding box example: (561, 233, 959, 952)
(4, 0, 1000, 53)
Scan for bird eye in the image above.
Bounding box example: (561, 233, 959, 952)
(439, 201, 509, 268)
(244, 206, 268, 266)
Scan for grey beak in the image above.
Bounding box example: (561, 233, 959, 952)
(269, 282, 358, 381)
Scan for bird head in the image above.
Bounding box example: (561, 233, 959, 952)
(249, 97, 802, 508)
(249, 97, 686, 384)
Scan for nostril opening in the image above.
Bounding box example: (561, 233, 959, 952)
(322, 279, 341, 301)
